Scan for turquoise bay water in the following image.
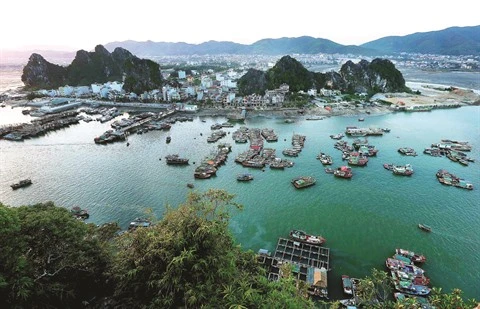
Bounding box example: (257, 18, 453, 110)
(1, 106, 479, 300)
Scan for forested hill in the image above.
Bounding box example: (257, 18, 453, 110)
(21, 45, 163, 93)
(237, 55, 408, 96)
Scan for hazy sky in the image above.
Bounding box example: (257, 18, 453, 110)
(2, 0, 478, 51)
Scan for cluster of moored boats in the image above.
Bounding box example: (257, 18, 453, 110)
(282, 133, 306, 157)
(1, 110, 81, 141)
(207, 129, 227, 143)
(340, 248, 433, 308)
(233, 127, 294, 169)
(323, 135, 381, 179)
(94, 111, 176, 144)
(424, 139, 474, 166)
(436, 169, 473, 190)
(194, 143, 232, 179)
(333, 138, 377, 165)
(387, 249, 432, 300)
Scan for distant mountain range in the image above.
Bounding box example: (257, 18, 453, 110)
(105, 26, 480, 56)
(104, 37, 377, 57)
(361, 25, 480, 55)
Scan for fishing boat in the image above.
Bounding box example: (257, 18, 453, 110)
(392, 164, 414, 176)
(334, 166, 353, 178)
(383, 163, 394, 171)
(392, 274, 431, 296)
(187, 183, 195, 188)
(324, 167, 335, 174)
(392, 254, 414, 265)
(236, 173, 254, 181)
(128, 218, 151, 230)
(341, 275, 353, 295)
(317, 153, 333, 165)
(194, 172, 213, 179)
(398, 147, 417, 156)
(291, 176, 316, 189)
(395, 249, 426, 264)
(347, 152, 368, 166)
(289, 229, 326, 246)
(70, 206, 89, 220)
(10, 179, 32, 190)
(329, 133, 344, 140)
(418, 224, 432, 232)
(165, 154, 189, 165)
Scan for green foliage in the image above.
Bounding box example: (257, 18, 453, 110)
(0, 202, 114, 308)
(429, 287, 478, 309)
(110, 189, 315, 308)
(284, 93, 310, 108)
(369, 58, 410, 93)
(266, 56, 313, 92)
(237, 68, 267, 96)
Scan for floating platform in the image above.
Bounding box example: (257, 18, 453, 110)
(258, 237, 330, 298)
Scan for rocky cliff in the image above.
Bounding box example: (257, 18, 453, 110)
(21, 54, 68, 90)
(22, 45, 163, 93)
(238, 56, 408, 96)
(339, 58, 407, 93)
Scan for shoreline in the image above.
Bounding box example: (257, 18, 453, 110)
(3, 81, 479, 122)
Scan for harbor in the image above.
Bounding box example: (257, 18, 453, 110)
(0, 104, 479, 300)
